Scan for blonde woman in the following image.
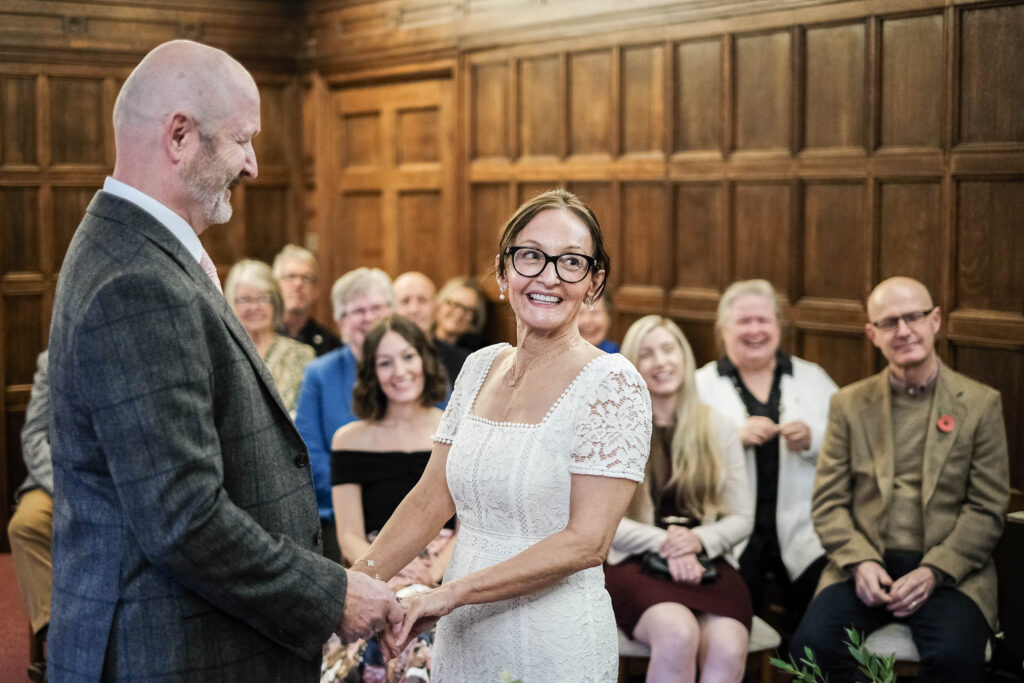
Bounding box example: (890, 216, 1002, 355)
(225, 259, 314, 415)
(607, 316, 753, 683)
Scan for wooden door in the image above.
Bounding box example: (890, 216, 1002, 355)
(327, 79, 459, 285)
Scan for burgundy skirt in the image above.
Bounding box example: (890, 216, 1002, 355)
(605, 556, 753, 635)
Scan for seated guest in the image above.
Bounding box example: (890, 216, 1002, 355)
(8, 350, 53, 682)
(295, 267, 394, 563)
(790, 277, 1009, 683)
(225, 259, 314, 415)
(272, 244, 341, 356)
(578, 291, 620, 353)
(607, 316, 753, 683)
(433, 276, 487, 351)
(328, 314, 456, 682)
(395, 270, 469, 383)
(695, 279, 837, 628)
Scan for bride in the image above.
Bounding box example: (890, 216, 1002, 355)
(350, 189, 652, 681)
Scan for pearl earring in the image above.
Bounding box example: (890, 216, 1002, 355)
(499, 284, 507, 301)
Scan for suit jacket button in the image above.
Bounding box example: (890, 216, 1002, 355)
(294, 452, 309, 467)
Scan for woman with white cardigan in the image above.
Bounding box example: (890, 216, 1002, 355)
(607, 316, 753, 683)
(694, 279, 837, 630)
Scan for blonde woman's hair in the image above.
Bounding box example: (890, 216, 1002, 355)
(621, 315, 723, 521)
(224, 259, 284, 330)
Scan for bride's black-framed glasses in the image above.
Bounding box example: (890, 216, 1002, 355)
(505, 246, 599, 284)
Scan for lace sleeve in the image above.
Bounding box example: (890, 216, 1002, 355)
(433, 345, 503, 444)
(568, 357, 652, 481)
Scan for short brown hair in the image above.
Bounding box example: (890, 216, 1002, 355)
(352, 314, 449, 421)
(496, 188, 610, 301)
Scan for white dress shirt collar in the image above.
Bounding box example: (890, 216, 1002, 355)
(102, 177, 204, 263)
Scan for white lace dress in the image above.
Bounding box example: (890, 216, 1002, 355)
(431, 344, 652, 682)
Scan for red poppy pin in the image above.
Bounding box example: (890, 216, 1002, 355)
(937, 414, 955, 433)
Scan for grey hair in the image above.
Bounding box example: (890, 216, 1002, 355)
(224, 259, 284, 329)
(272, 244, 318, 279)
(330, 267, 395, 320)
(716, 279, 783, 330)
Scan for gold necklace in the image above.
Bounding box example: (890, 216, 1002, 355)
(508, 339, 584, 387)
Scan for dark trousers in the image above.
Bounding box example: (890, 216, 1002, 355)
(739, 531, 826, 633)
(790, 552, 989, 683)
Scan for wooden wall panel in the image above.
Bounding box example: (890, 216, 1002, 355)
(244, 186, 290, 264)
(804, 22, 865, 151)
(1, 188, 40, 273)
(471, 62, 509, 159)
(397, 190, 447, 281)
(469, 183, 511, 276)
(566, 181, 616, 277)
(569, 51, 613, 157)
(674, 183, 724, 291)
(397, 107, 440, 164)
(255, 83, 293, 168)
(677, 319, 718, 367)
(1, 76, 37, 165)
(802, 181, 868, 301)
(50, 77, 107, 165)
(520, 56, 561, 158)
(956, 180, 1024, 314)
(734, 31, 792, 152)
(733, 182, 792, 290)
(878, 181, 942, 295)
(959, 3, 1024, 145)
(879, 13, 943, 149)
(621, 45, 663, 155)
(675, 39, 722, 153)
(4, 295, 44, 386)
(798, 329, 872, 389)
(517, 182, 559, 205)
(621, 183, 669, 289)
(342, 112, 382, 167)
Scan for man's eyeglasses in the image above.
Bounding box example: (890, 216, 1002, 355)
(234, 294, 273, 307)
(870, 307, 936, 331)
(280, 273, 316, 285)
(342, 302, 390, 319)
(443, 300, 476, 317)
(505, 246, 599, 284)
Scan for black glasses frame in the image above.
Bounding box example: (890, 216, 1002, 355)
(504, 246, 600, 284)
(870, 306, 936, 330)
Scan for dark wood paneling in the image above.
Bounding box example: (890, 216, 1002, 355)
(677, 318, 718, 367)
(675, 39, 722, 153)
(1, 187, 40, 273)
(342, 190, 384, 267)
(879, 13, 943, 149)
(341, 111, 381, 167)
(471, 61, 509, 159)
(244, 186, 290, 264)
(566, 181, 617, 281)
(956, 180, 1024, 314)
(255, 82, 294, 168)
(674, 183, 724, 291)
(3, 412, 29, 552)
(733, 182, 792, 289)
(470, 183, 511, 276)
(520, 56, 560, 158)
(798, 329, 873, 389)
(622, 183, 669, 289)
(4, 294, 44, 386)
(803, 181, 868, 301)
(804, 22, 865, 151)
(52, 186, 98, 272)
(50, 77, 106, 165)
(878, 181, 942, 295)
(959, 3, 1024, 145)
(568, 51, 613, 156)
(622, 45, 662, 155)
(735, 30, 792, 152)
(397, 190, 448, 281)
(397, 106, 440, 164)
(1, 76, 37, 165)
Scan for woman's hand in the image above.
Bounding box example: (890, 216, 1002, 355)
(389, 584, 461, 656)
(779, 420, 812, 452)
(739, 416, 779, 447)
(658, 525, 703, 558)
(667, 553, 705, 584)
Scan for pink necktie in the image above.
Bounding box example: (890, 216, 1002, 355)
(199, 250, 223, 294)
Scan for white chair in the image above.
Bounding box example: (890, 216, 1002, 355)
(864, 622, 992, 677)
(617, 615, 781, 683)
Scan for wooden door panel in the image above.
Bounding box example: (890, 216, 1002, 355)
(956, 180, 1024, 314)
(804, 22, 865, 151)
(1, 76, 37, 165)
(735, 30, 791, 152)
(880, 13, 943, 149)
(1, 187, 40, 273)
(959, 4, 1024, 145)
(802, 181, 869, 301)
(878, 181, 942, 295)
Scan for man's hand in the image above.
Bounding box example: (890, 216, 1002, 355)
(740, 416, 780, 447)
(668, 553, 705, 584)
(887, 566, 937, 617)
(779, 420, 812, 452)
(853, 561, 893, 607)
(337, 569, 404, 643)
(659, 525, 703, 559)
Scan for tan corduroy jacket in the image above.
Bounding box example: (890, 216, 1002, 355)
(812, 364, 1009, 629)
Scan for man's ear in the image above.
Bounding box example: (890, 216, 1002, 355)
(166, 112, 194, 163)
(865, 322, 877, 346)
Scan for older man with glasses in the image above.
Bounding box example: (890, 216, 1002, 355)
(273, 244, 341, 357)
(294, 267, 395, 563)
(790, 276, 1009, 682)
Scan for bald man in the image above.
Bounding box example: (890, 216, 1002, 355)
(790, 277, 1009, 682)
(393, 271, 469, 383)
(47, 40, 399, 682)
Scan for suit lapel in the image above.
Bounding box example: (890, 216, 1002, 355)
(860, 372, 895, 511)
(97, 193, 293, 421)
(922, 367, 965, 506)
